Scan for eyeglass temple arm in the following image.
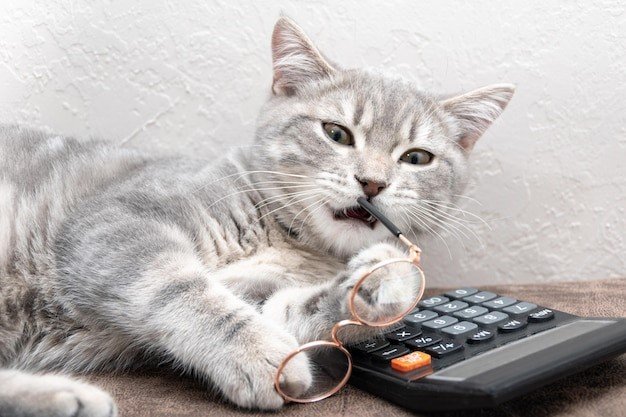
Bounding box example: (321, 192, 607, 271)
(357, 197, 422, 260)
(356, 197, 402, 237)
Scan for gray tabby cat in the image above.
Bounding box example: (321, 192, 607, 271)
(0, 17, 513, 416)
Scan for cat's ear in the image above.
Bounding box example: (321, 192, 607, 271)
(271, 16, 337, 95)
(441, 84, 515, 151)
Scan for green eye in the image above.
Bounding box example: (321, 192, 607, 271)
(400, 149, 433, 165)
(323, 122, 353, 146)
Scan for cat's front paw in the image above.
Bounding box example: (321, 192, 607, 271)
(212, 320, 312, 410)
(344, 242, 422, 324)
(0, 371, 116, 417)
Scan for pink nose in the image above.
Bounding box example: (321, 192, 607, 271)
(355, 176, 387, 198)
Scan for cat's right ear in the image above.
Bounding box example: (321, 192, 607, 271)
(271, 16, 337, 95)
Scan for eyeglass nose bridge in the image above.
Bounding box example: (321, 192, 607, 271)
(330, 319, 363, 345)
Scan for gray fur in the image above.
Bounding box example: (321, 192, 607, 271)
(0, 17, 513, 415)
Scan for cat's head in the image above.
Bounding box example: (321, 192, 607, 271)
(250, 17, 514, 257)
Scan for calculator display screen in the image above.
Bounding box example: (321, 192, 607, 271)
(426, 320, 615, 381)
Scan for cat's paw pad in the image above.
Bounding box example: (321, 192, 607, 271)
(214, 321, 312, 410)
(1, 372, 117, 417)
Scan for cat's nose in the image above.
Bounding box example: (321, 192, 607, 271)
(355, 175, 387, 198)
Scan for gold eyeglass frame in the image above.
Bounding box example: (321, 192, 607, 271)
(274, 199, 426, 404)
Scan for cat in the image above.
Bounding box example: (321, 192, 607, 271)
(0, 16, 514, 416)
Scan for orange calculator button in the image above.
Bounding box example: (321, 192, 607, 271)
(391, 351, 432, 372)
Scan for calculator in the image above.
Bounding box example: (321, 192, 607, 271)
(348, 287, 626, 411)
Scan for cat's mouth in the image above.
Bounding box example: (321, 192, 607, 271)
(333, 206, 377, 228)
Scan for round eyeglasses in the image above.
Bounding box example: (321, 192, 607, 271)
(274, 197, 426, 403)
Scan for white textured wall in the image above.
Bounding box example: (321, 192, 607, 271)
(1, 0, 625, 286)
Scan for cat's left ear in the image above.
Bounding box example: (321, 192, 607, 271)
(271, 16, 337, 95)
(441, 84, 515, 151)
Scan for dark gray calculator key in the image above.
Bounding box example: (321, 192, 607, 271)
(498, 319, 528, 333)
(405, 334, 442, 349)
(453, 305, 488, 319)
(422, 315, 458, 331)
(441, 321, 478, 339)
(385, 326, 422, 342)
(473, 311, 509, 326)
(418, 296, 450, 308)
(482, 296, 517, 310)
(463, 291, 497, 304)
(467, 328, 495, 344)
(425, 341, 464, 358)
(528, 308, 555, 323)
(353, 339, 389, 353)
(503, 302, 538, 316)
(404, 309, 438, 326)
(370, 344, 410, 362)
(444, 288, 479, 299)
(434, 301, 469, 314)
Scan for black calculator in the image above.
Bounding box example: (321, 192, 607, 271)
(348, 287, 626, 412)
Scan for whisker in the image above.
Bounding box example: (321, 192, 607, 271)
(409, 205, 473, 248)
(205, 184, 317, 210)
(254, 189, 321, 210)
(417, 203, 488, 246)
(257, 192, 324, 223)
(416, 204, 478, 240)
(297, 198, 330, 232)
(288, 196, 328, 234)
(421, 199, 490, 228)
(404, 207, 453, 259)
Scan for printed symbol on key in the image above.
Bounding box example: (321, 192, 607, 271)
(397, 331, 410, 338)
(434, 319, 446, 325)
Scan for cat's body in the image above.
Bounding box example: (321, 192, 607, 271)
(0, 17, 513, 416)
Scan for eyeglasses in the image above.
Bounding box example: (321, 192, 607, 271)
(274, 197, 426, 403)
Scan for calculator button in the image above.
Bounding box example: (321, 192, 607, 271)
(441, 321, 478, 339)
(405, 334, 442, 348)
(467, 329, 495, 344)
(434, 301, 469, 314)
(353, 338, 390, 353)
(425, 341, 464, 358)
(473, 311, 509, 326)
(528, 308, 555, 323)
(444, 288, 479, 299)
(498, 319, 528, 333)
(370, 345, 411, 361)
(419, 296, 449, 308)
(391, 351, 432, 372)
(463, 291, 497, 304)
(385, 326, 422, 342)
(404, 309, 438, 326)
(503, 302, 538, 316)
(422, 315, 458, 330)
(453, 306, 488, 319)
(482, 296, 517, 310)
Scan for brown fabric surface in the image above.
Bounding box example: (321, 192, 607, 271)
(87, 278, 626, 417)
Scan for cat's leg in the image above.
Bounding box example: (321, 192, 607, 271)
(54, 221, 312, 410)
(0, 369, 116, 417)
(263, 242, 415, 344)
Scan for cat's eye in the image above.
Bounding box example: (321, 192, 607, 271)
(399, 149, 433, 165)
(323, 122, 353, 146)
